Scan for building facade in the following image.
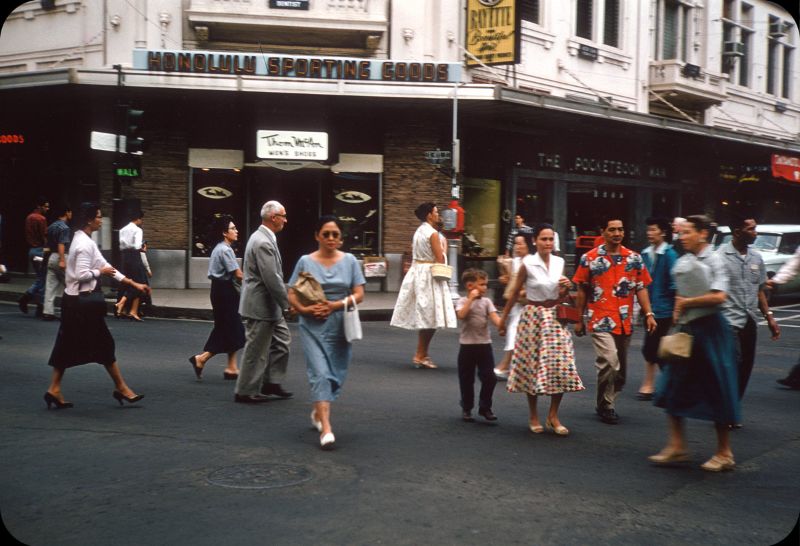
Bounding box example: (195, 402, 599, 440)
(1, 0, 798, 289)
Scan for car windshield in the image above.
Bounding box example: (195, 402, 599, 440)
(715, 233, 780, 251)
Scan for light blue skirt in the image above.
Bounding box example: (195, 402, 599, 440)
(300, 310, 352, 402)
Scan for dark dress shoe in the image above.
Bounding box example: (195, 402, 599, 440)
(462, 411, 475, 422)
(597, 408, 620, 424)
(234, 394, 271, 404)
(35, 304, 44, 318)
(41, 314, 58, 322)
(18, 293, 30, 314)
(478, 408, 498, 421)
(261, 383, 293, 399)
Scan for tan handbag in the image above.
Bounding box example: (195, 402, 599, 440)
(657, 331, 693, 362)
(503, 271, 518, 301)
(293, 271, 326, 306)
(430, 263, 453, 281)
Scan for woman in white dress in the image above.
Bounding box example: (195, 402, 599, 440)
(494, 234, 532, 379)
(390, 202, 457, 369)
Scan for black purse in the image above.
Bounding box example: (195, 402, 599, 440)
(77, 285, 107, 315)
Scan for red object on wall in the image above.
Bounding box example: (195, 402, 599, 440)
(772, 154, 800, 183)
(442, 199, 465, 234)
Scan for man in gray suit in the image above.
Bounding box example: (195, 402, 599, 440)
(234, 200, 293, 404)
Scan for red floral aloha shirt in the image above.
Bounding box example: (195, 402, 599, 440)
(572, 244, 652, 335)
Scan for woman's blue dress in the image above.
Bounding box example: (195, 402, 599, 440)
(289, 253, 366, 402)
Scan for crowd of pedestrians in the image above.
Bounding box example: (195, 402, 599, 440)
(18, 195, 796, 463)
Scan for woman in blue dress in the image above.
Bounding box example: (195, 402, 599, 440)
(650, 214, 740, 472)
(288, 215, 366, 450)
(188, 215, 245, 381)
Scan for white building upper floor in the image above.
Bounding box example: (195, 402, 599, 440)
(1, 0, 798, 143)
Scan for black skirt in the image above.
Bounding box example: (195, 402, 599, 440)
(119, 249, 148, 298)
(48, 294, 116, 369)
(203, 278, 246, 354)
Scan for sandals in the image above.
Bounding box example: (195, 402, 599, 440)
(700, 455, 735, 472)
(412, 357, 437, 369)
(648, 449, 691, 465)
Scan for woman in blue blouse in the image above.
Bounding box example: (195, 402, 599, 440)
(288, 215, 366, 450)
(650, 214, 740, 472)
(189, 215, 245, 381)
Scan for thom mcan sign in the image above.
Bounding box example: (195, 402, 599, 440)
(257, 130, 328, 160)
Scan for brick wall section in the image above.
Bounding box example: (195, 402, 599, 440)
(100, 131, 189, 250)
(382, 123, 452, 254)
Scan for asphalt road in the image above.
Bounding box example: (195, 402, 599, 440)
(0, 303, 798, 545)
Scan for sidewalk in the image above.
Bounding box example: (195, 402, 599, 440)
(0, 275, 400, 321)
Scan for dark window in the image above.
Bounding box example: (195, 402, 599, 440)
(663, 1, 679, 59)
(782, 46, 792, 98)
(767, 40, 778, 94)
(779, 233, 800, 254)
(739, 30, 752, 86)
(603, 0, 619, 47)
(576, 0, 593, 40)
(520, 0, 540, 25)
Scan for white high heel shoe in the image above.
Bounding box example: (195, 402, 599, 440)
(310, 411, 322, 432)
(320, 432, 336, 450)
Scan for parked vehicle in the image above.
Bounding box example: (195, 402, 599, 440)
(712, 224, 800, 293)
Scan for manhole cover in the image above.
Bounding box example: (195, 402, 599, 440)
(207, 463, 313, 490)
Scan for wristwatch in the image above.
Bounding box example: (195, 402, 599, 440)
(645, 312, 655, 318)
(763, 311, 774, 317)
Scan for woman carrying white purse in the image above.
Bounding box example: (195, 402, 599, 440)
(287, 215, 365, 450)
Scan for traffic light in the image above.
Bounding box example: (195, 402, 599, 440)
(124, 106, 144, 155)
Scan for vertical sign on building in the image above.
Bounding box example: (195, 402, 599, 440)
(465, 0, 520, 67)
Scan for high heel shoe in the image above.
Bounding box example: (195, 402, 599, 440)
(112, 390, 144, 406)
(320, 432, 336, 450)
(44, 392, 73, 410)
(529, 423, 544, 434)
(128, 314, 143, 322)
(189, 356, 203, 379)
(546, 420, 569, 436)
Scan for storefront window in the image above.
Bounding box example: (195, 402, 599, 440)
(462, 177, 501, 256)
(191, 169, 245, 257)
(322, 173, 381, 257)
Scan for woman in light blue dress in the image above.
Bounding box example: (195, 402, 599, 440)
(288, 215, 366, 450)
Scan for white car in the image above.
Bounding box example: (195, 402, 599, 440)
(712, 224, 800, 293)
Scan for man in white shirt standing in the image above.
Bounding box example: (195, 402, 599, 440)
(116, 210, 148, 321)
(767, 245, 800, 389)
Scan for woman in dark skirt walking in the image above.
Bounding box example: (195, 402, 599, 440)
(44, 202, 151, 409)
(650, 214, 740, 472)
(188, 215, 245, 380)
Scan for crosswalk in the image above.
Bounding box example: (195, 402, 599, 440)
(760, 303, 800, 328)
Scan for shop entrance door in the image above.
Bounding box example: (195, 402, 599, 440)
(247, 168, 324, 279)
(567, 183, 630, 266)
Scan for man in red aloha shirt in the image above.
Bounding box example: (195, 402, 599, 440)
(573, 217, 657, 425)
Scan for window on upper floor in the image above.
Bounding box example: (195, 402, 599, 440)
(520, 0, 540, 26)
(575, 0, 621, 47)
(720, 1, 755, 89)
(767, 16, 795, 99)
(657, 0, 691, 62)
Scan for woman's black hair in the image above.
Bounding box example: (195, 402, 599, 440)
(315, 214, 342, 234)
(76, 202, 100, 229)
(685, 214, 718, 236)
(645, 216, 672, 235)
(414, 202, 437, 222)
(210, 214, 235, 244)
(532, 223, 554, 240)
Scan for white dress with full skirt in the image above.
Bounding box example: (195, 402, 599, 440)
(390, 222, 457, 330)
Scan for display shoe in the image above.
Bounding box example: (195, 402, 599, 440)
(320, 432, 336, 450)
(648, 449, 690, 465)
(310, 410, 323, 432)
(546, 420, 569, 436)
(700, 455, 735, 472)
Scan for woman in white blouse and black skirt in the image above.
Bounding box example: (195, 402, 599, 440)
(44, 202, 151, 409)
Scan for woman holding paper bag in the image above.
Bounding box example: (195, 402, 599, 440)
(288, 215, 365, 450)
(650, 214, 740, 472)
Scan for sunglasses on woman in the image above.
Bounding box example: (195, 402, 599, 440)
(321, 231, 341, 239)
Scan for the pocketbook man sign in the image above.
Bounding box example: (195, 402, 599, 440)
(256, 130, 328, 160)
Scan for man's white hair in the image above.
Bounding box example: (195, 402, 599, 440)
(261, 200, 284, 220)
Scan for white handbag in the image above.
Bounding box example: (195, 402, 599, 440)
(343, 295, 362, 342)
